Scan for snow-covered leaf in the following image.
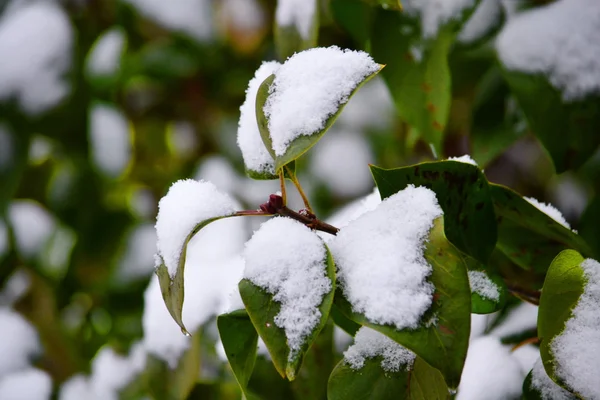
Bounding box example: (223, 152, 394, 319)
(328, 328, 446, 400)
(538, 251, 600, 398)
(239, 217, 335, 380)
(467, 267, 506, 314)
(331, 189, 470, 388)
(256, 47, 383, 171)
(371, 161, 496, 264)
(154, 180, 238, 333)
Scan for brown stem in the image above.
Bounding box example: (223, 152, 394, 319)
(506, 283, 541, 306)
(286, 166, 313, 213)
(511, 336, 540, 352)
(277, 206, 339, 236)
(279, 170, 287, 205)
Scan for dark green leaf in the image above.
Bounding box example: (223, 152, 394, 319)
(490, 184, 593, 290)
(239, 245, 336, 380)
(371, 9, 453, 155)
(217, 309, 259, 397)
(501, 69, 600, 173)
(330, 0, 373, 48)
(371, 161, 497, 264)
(328, 356, 447, 400)
(579, 195, 600, 259)
(521, 370, 544, 400)
(0, 127, 30, 215)
(256, 67, 383, 172)
(335, 218, 471, 388)
(274, 0, 319, 60)
(538, 250, 585, 389)
(361, 0, 402, 10)
(156, 215, 237, 334)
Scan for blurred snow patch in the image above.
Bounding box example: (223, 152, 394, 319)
(489, 302, 538, 338)
(310, 129, 374, 198)
(0, 270, 30, 306)
(0, 1, 73, 114)
(117, 223, 157, 282)
(221, 0, 265, 32)
(0, 368, 51, 400)
(338, 77, 395, 131)
(496, 0, 600, 101)
(195, 155, 240, 196)
(458, 0, 502, 44)
(0, 307, 40, 378)
(87, 28, 126, 76)
(276, 0, 316, 40)
(8, 200, 55, 259)
(168, 121, 199, 159)
(89, 103, 131, 178)
(403, 0, 476, 38)
(124, 0, 213, 42)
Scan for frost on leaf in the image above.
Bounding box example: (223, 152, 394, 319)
(237, 61, 281, 178)
(496, 0, 600, 102)
(531, 357, 576, 400)
(263, 46, 381, 157)
(155, 179, 236, 278)
(467, 271, 500, 302)
(242, 217, 332, 361)
(330, 185, 442, 330)
(344, 327, 416, 373)
(550, 258, 600, 399)
(447, 154, 478, 166)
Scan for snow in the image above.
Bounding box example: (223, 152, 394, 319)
(155, 179, 237, 278)
(60, 343, 147, 400)
(470, 313, 493, 341)
(457, 336, 524, 400)
(29, 136, 52, 165)
(8, 200, 55, 259)
(129, 187, 156, 219)
(124, 0, 213, 42)
(468, 270, 500, 302)
(220, 0, 265, 32)
(457, 0, 502, 44)
(0, 368, 52, 400)
(89, 103, 131, 178)
(330, 185, 442, 330)
(87, 28, 125, 76)
(0, 307, 40, 378)
(0, 270, 30, 306)
(337, 77, 395, 131)
(550, 258, 600, 399)
(496, 0, 600, 101)
(512, 344, 539, 375)
(310, 129, 374, 198)
(168, 121, 199, 159)
(323, 189, 381, 233)
(0, 1, 73, 114)
(275, 0, 316, 40)
(117, 223, 157, 281)
(531, 357, 575, 400)
(195, 155, 240, 197)
(145, 209, 246, 366)
(243, 217, 331, 360)
(525, 197, 571, 230)
(448, 154, 478, 166)
(343, 327, 416, 372)
(489, 302, 538, 338)
(403, 0, 477, 38)
(237, 61, 280, 176)
(264, 47, 380, 157)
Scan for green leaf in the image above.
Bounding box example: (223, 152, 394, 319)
(217, 309, 259, 398)
(0, 125, 30, 215)
(256, 68, 383, 172)
(579, 195, 600, 259)
(371, 8, 453, 155)
(361, 0, 403, 10)
(330, 0, 373, 48)
(335, 217, 471, 388)
(328, 356, 447, 400)
(370, 161, 497, 264)
(501, 69, 600, 173)
(155, 215, 237, 334)
(521, 370, 544, 400)
(537, 250, 585, 389)
(239, 245, 336, 380)
(274, 0, 319, 60)
(490, 184, 593, 290)
(460, 254, 506, 314)
(246, 160, 296, 181)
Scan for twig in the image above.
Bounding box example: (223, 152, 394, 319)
(511, 336, 540, 352)
(506, 283, 541, 306)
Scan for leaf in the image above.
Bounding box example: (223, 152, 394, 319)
(291, 321, 335, 400)
(328, 356, 447, 400)
(371, 8, 452, 155)
(490, 184, 593, 290)
(537, 250, 585, 387)
(155, 215, 237, 334)
(256, 68, 383, 172)
(274, 0, 319, 60)
(362, 0, 402, 10)
(331, 304, 361, 336)
(460, 254, 507, 314)
(579, 195, 600, 259)
(246, 160, 296, 181)
(335, 217, 471, 388)
(521, 370, 544, 400)
(0, 125, 30, 215)
(239, 246, 336, 381)
(217, 309, 259, 398)
(370, 161, 497, 264)
(501, 69, 600, 173)
(330, 0, 373, 48)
